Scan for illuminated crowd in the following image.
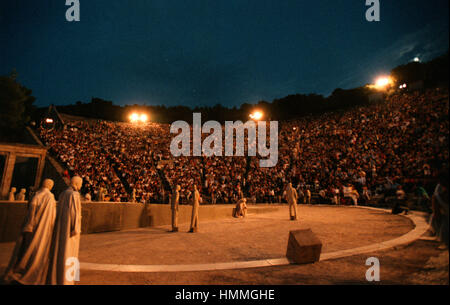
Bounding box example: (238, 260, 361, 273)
(38, 89, 449, 206)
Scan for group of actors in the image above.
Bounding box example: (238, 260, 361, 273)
(169, 182, 300, 234)
(170, 184, 202, 233)
(3, 178, 300, 285)
(2, 176, 84, 285)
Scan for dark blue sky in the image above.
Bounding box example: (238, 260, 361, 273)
(1, 0, 448, 108)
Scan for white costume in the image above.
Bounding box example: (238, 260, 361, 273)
(189, 186, 201, 233)
(171, 185, 180, 232)
(234, 198, 248, 218)
(48, 176, 83, 285)
(3, 179, 56, 284)
(286, 183, 298, 220)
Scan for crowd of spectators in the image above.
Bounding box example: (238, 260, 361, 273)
(38, 89, 449, 209)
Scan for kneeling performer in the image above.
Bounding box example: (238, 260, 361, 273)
(234, 198, 248, 218)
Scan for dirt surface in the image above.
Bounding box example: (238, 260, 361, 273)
(1, 205, 413, 265)
(408, 249, 449, 285)
(74, 206, 412, 265)
(74, 240, 448, 285)
(1, 205, 447, 285)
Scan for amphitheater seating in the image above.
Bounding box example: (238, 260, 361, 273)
(35, 89, 449, 206)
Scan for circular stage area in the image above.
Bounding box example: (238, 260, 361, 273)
(1, 205, 435, 285)
(74, 205, 420, 271)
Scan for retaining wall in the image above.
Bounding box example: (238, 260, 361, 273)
(0, 201, 279, 242)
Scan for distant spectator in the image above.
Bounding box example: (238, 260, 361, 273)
(392, 185, 409, 215)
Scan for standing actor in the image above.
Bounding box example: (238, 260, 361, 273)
(188, 185, 201, 233)
(285, 183, 298, 220)
(2, 179, 56, 285)
(171, 185, 181, 232)
(48, 176, 83, 285)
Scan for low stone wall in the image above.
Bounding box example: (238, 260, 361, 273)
(0, 201, 29, 243)
(0, 201, 279, 242)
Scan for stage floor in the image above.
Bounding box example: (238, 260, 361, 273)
(77, 205, 413, 265)
(1, 205, 447, 285)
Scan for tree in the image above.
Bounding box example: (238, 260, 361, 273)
(0, 72, 36, 141)
(391, 62, 425, 84)
(391, 51, 448, 87)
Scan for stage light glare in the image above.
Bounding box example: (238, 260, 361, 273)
(249, 110, 263, 121)
(375, 77, 389, 87)
(129, 113, 140, 122)
(374, 76, 393, 90)
(140, 114, 148, 122)
(45, 118, 54, 124)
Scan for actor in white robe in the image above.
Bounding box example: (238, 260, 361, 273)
(47, 176, 83, 285)
(234, 198, 248, 218)
(2, 179, 56, 285)
(189, 185, 201, 233)
(171, 185, 181, 232)
(286, 183, 298, 220)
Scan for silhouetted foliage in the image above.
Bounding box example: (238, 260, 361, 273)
(391, 51, 449, 87)
(0, 71, 36, 141)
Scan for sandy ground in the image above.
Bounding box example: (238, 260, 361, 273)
(74, 240, 448, 285)
(70, 206, 414, 265)
(0, 205, 447, 285)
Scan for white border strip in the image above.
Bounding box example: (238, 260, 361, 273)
(80, 207, 430, 273)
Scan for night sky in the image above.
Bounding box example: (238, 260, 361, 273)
(1, 1, 448, 108)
